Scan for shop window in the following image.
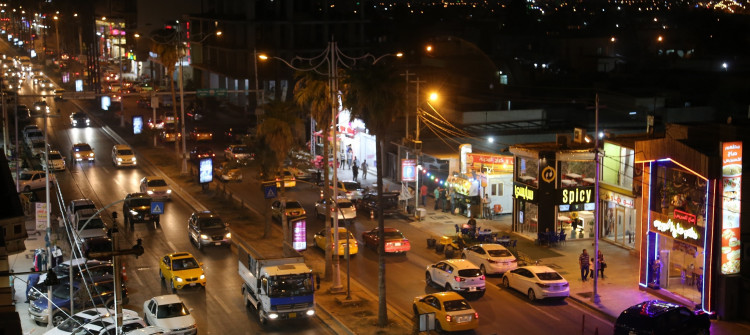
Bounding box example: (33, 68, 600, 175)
(560, 160, 595, 187)
(516, 157, 539, 186)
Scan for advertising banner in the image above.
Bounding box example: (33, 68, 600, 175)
(402, 159, 416, 182)
(35, 202, 47, 231)
(292, 218, 307, 251)
(199, 158, 213, 184)
(721, 141, 742, 275)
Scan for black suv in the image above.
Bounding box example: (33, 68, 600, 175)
(123, 193, 159, 227)
(358, 192, 402, 218)
(188, 211, 232, 250)
(614, 300, 710, 335)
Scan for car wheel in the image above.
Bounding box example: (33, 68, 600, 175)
(435, 319, 443, 332)
(159, 270, 164, 281)
(170, 280, 177, 293)
(502, 276, 510, 288)
(412, 304, 419, 316)
(196, 238, 203, 251)
(51, 310, 67, 326)
(425, 272, 433, 287)
(528, 289, 536, 301)
(258, 308, 267, 325)
(23, 185, 31, 192)
(144, 314, 150, 326)
(34, 320, 46, 326)
(445, 283, 452, 292)
(480, 264, 486, 275)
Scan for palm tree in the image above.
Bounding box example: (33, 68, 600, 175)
(294, 71, 335, 280)
(150, 29, 183, 154)
(341, 61, 405, 327)
(255, 100, 304, 243)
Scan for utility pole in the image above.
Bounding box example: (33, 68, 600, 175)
(411, 77, 426, 215)
(592, 93, 601, 304)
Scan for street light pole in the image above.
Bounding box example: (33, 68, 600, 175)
(592, 93, 601, 304)
(178, 31, 188, 174)
(54, 16, 59, 57)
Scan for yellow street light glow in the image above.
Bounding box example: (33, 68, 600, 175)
(657, 35, 663, 42)
(53, 15, 58, 20)
(428, 92, 438, 102)
(216, 31, 222, 36)
(395, 52, 403, 57)
(134, 33, 140, 38)
(426, 45, 433, 52)
(258, 54, 269, 60)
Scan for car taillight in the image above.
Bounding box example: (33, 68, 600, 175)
(488, 259, 500, 264)
(474, 312, 479, 319)
(480, 275, 485, 280)
(536, 283, 551, 288)
(445, 314, 453, 323)
(454, 276, 464, 282)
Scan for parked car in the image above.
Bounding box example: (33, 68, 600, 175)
(28, 259, 114, 302)
(214, 161, 242, 182)
(501, 265, 569, 301)
(71, 143, 95, 163)
(187, 211, 231, 250)
(139, 176, 172, 201)
(112, 144, 137, 168)
(66, 198, 96, 225)
(70, 111, 90, 127)
(68, 312, 146, 335)
(72, 208, 109, 242)
(124, 326, 170, 335)
(24, 129, 44, 143)
(361, 227, 411, 254)
(17, 169, 56, 193)
(271, 199, 306, 221)
(412, 292, 479, 333)
(28, 276, 128, 326)
(123, 193, 159, 226)
(44, 308, 139, 335)
(462, 244, 518, 275)
(358, 192, 401, 217)
(42, 150, 66, 171)
(28, 139, 48, 158)
(188, 127, 213, 141)
(81, 235, 114, 261)
(142, 295, 198, 335)
(159, 252, 206, 292)
(614, 300, 711, 335)
(313, 227, 358, 256)
(314, 197, 357, 222)
(188, 146, 215, 162)
(426, 259, 486, 297)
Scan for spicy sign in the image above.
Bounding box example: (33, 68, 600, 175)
(557, 186, 594, 205)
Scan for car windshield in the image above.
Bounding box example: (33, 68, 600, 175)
(457, 269, 483, 278)
(73, 113, 87, 119)
(57, 315, 89, 332)
(172, 258, 200, 271)
(128, 198, 150, 207)
(488, 249, 512, 257)
(49, 152, 63, 160)
(383, 231, 405, 239)
(232, 146, 249, 153)
(536, 271, 564, 281)
(287, 202, 303, 209)
(52, 284, 73, 299)
(268, 274, 314, 298)
(156, 302, 190, 318)
(341, 182, 361, 190)
(147, 179, 167, 187)
(117, 149, 133, 155)
(199, 218, 224, 229)
(74, 144, 92, 152)
(443, 299, 472, 312)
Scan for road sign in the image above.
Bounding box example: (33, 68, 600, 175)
(196, 88, 228, 98)
(150, 201, 164, 215)
(263, 184, 278, 199)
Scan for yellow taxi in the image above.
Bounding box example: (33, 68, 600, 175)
(412, 291, 479, 332)
(159, 252, 206, 292)
(313, 227, 358, 256)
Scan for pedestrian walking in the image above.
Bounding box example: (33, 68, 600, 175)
(439, 187, 448, 212)
(346, 145, 353, 169)
(445, 189, 453, 213)
(352, 163, 359, 181)
(352, 157, 359, 172)
(482, 194, 491, 219)
(362, 160, 368, 180)
(420, 184, 428, 206)
(597, 250, 606, 278)
(579, 249, 590, 282)
(590, 258, 596, 279)
(433, 187, 440, 210)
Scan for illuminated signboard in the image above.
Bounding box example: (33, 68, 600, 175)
(650, 212, 704, 247)
(466, 153, 514, 173)
(513, 183, 536, 202)
(132, 116, 143, 134)
(292, 218, 307, 251)
(557, 186, 594, 205)
(199, 158, 213, 184)
(721, 141, 742, 275)
(401, 159, 416, 182)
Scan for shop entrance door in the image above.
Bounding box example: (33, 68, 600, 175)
(615, 208, 625, 245)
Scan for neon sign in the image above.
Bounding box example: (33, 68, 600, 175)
(650, 213, 704, 247)
(514, 184, 535, 202)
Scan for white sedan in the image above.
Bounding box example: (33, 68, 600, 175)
(315, 197, 357, 222)
(43, 308, 138, 335)
(143, 295, 197, 335)
(462, 244, 518, 275)
(502, 265, 570, 301)
(425, 259, 485, 297)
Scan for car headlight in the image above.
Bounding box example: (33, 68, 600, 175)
(75, 153, 81, 158)
(146, 190, 153, 195)
(117, 158, 123, 162)
(130, 210, 139, 215)
(175, 276, 183, 283)
(306, 309, 315, 316)
(268, 313, 279, 320)
(200, 234, 209, 240)
(225, 232, 231, 238)
(132, 158, 136, 162)
(199, 274, 205, 280)
(72, 120, 77, 125)
(85, 120, 90, 124)
(89, 153, 94, 157)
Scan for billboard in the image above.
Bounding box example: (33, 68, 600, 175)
(402, 159, 416, 182)
(199, 158, 213, 184)
(292, 218, 307, 251)
(720, 141, 742, 275)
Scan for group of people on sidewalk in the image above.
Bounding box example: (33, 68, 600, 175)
(579, 248, 606, 281)
(337, 144, 369, 182)
(420, 183, 494, 219)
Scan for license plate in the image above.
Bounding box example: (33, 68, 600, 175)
(289, 312, 296, 318)
(190, 283, 196, 286)
(215, 242, 221, 246)
(394, 243, 401, 246)
(469, 287, 477, 291)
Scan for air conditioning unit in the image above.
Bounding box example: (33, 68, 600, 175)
(556, 134, 570, 148)
(573, 128, 586, 143)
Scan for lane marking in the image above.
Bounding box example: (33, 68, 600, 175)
(167, 241, 177, 251)
(528, 301, 561, 321)
(210, 289, 234, 316)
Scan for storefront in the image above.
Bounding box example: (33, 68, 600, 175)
(465, 153, 513, 216)
(636, 147, 715, 311)
(509, 145, 558, 240)
(600, 189, 637, 248)
(600, 140, 639, 249)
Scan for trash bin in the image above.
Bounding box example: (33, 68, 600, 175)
(416, 208, 427, 221)
(435, 243, 445, 253)
(427, 238, 436, 248)
(444, 246, 455, 258)
(407, 205, 414, 215)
